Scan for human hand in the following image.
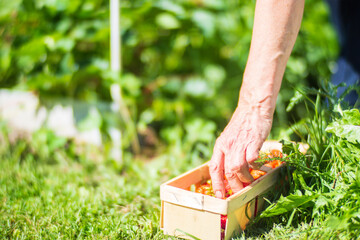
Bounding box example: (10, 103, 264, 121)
(209, 100, 273, 199)
(207, 0, 304, 200)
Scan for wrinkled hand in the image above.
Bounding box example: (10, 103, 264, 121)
(209, 101, 273, 199)
(207, 0, 303, 200)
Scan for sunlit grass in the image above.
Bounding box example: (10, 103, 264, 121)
(0, 133, 172, 239)
(1, 100, 359, 240)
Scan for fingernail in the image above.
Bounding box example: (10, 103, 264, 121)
(215, 191, 223, 199)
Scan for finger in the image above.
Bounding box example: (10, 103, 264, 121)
(236, 161, 253, 184)
(224, 145, 250, 193)
(230, 143, 254, 184)
(209, 142, 225, 199)
(246, 139, 263, 170)
(225, 169, 244, 193)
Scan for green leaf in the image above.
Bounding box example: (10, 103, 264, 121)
(286, 90, 304, 112)
(326, 123, 360, 144)
(56, 37, 75, 52)
(183, 77, 212, 98)
(326, 109, 360, 143)
(202, 0, 225, 9)
(345, 142, 360, 157)
(78, 107, 102, 131)
(35, 0, 82, 13)
(48, 134, 67, 152)
(184, 118, 216, 144)
(162, 78, 182, 94)
(204, 64, 226, 89)
(160, 125, 183, 144)
(326, 215, 349, 230)
(0, 45, 11, 72)
(192, 10, 215, 37)
(0, 0, 22, 18)
(287, 57, 307, 76)
(121, 74, 142, 97)
(261, 193, 318, 217)
(16, 37, 47, 73)
(343, 109, 360, 125)
(312, 195, 330, 217)
(155, 0, 185, 16)
(156, 13, 180, 29)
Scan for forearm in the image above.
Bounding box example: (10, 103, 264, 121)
(239, 0, 305, 114)
(210, 0, 305, 196)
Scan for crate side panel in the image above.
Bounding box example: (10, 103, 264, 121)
(223, 199, 255, 240)
(224, 206, 242, 240)
(227, 166, 281, 213)
(163, 202, 221, 240)
(160, 201, 164, 229)
(255, 196, 265, 216)
(164, 163, 210, 190)
(237, 198, 256, 230)
(161, 185, 204, 210)
(203, 195, 228, 215)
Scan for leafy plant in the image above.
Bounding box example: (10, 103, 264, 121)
(253, 92, 360, 238)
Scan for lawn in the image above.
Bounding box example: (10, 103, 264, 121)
(1, 103, 360, 240)
(0, 128, 166, 239)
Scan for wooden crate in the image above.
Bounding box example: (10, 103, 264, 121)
(160, 141, 291, 240)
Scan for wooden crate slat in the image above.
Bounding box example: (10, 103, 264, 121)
(160, 185, 204, 210)
(227, 166, 281, 213)
(162, 202, 221, 240)
(203, 194, 228, 215)
(160, 201, 164, 229)
(163, 162, 210, 189)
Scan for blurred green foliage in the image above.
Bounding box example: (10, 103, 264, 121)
(0, 0, 338, 152)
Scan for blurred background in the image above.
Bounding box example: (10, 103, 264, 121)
(0, 0, 338, 162)
(0, 0, 340, 238)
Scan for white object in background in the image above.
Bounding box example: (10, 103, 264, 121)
(0, 90, 47, 138)
(109, 0, 127, 160)
(110, 0, 121, 72)
(109, 0, 122, 111)
(77, 128, 102, 147)
(109, 127, 122, 161)
(47, 105, 77, 138)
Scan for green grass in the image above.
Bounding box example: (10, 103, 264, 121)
(1, 104, 360, 240)
(0, 138, 335, 240)
(0, 133, 174, 239)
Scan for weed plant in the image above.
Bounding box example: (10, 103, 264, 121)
(241, 88, 360, 240)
